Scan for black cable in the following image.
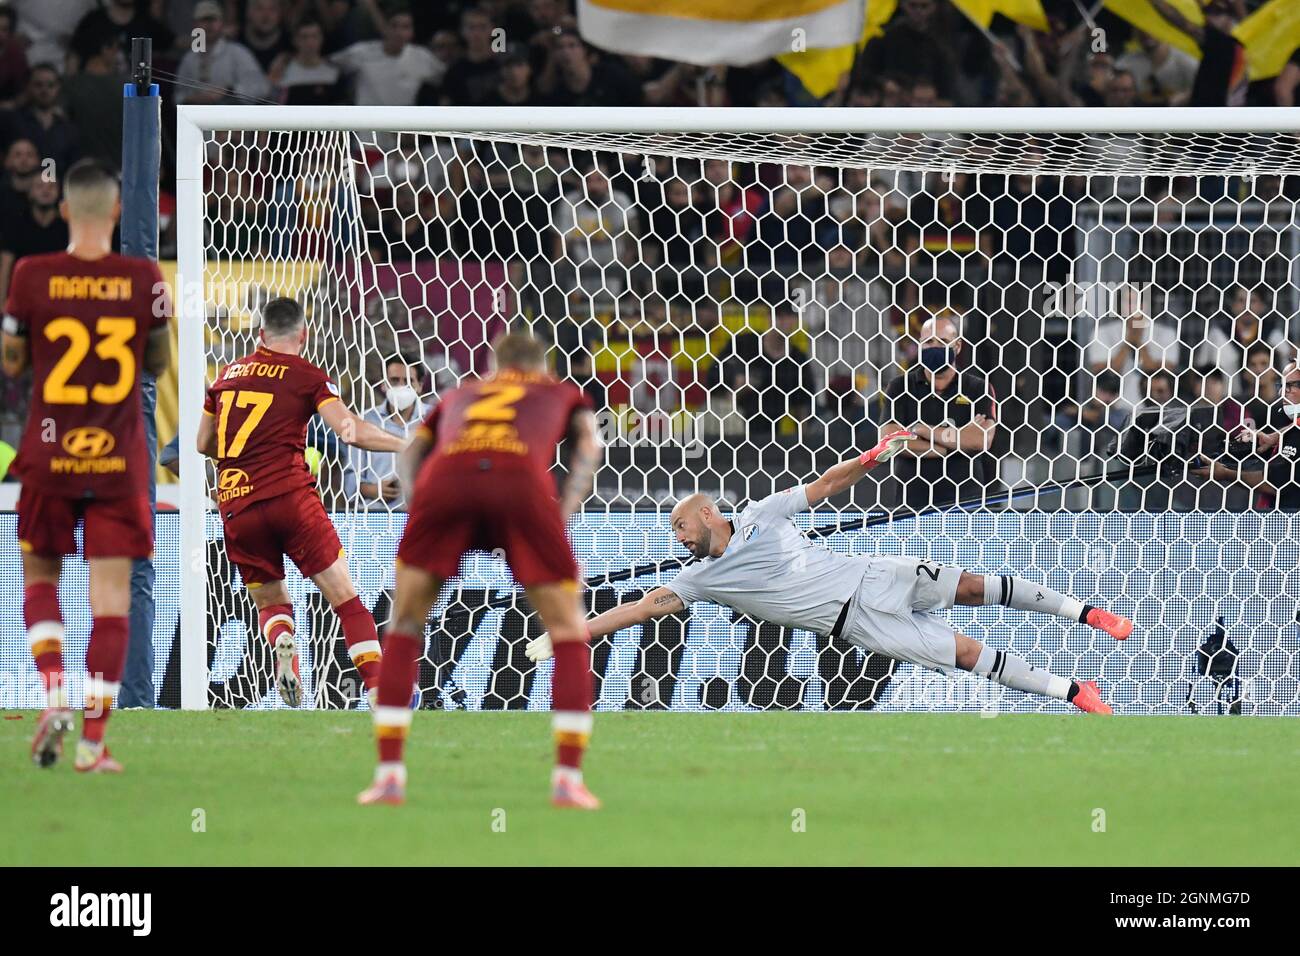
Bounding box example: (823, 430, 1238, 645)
(152, 67, 281, 107)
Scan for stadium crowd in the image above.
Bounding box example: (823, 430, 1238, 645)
(1, 0, 1299, 515)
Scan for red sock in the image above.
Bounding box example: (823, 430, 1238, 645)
(551, 638, 593, 771)
(335, 596, 382, 691)
(24, 582, 64, 703)
(83, 616, 128, 744)
(373, 629, 420, 764)
(258, 604, 298, 678)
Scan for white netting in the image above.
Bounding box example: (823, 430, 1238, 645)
(197, 123, 1300, 714)
(464, 129, 1300, 177)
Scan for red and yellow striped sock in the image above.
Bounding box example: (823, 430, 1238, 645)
(83, 616, 128, 744)
(551, 638, 593, 774)
(258, 604, 298, 679)
(24, 582, 64, 707)
(373, 629, 420, 764)
(335, 595, 382, 692)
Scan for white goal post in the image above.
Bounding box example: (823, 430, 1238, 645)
(175, 106, 1300, 714)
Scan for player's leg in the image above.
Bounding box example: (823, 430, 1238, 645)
(19, 489, 78, 767)
(524, 580, 599, 810)
(61, 492, 154, 772)
(23, 550, 74, 767)
(309, 557, 382, 706)
(246, 579, 302, 707)
(23, 551, 64, 701)
(287, 491, 384, 706)
(78, 556, 133, 771)
(507, 478, 598, 809)
(952, 571, 1132, 639)
(358, 560, 441, 806)
(953, 631, 1111, 714)
(223, 500, 304, 706)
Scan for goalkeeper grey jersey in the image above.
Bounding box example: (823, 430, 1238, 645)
(665, 485, 873, 635)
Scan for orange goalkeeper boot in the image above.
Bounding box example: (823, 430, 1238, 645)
(1071, 680, 1112, 715)
(1086, 608, 1133, 640)
(30, 707, 74, 768)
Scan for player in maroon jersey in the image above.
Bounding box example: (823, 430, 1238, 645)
(197, 297, 405, 709)
(0, 160, 172, 772)
(358, 331, 603, 808)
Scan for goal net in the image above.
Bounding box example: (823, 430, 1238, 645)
(177, 107, 1300, 716)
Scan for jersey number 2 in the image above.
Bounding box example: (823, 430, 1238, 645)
(216, 390, 274, 457)
(464, 383, 526, 421)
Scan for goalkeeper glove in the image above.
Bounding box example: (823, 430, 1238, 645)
(525, 631, 554, 663)
(859, 429, 916, 469)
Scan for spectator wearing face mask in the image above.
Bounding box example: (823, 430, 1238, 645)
(345, 356, 426, 509)
(876, 314, 998, 510)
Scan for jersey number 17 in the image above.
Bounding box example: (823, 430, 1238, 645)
(215, 390, 274, 457)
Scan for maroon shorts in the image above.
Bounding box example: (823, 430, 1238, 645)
(398, 462, 580, 588)
(221, 489, 343, 587)
(17, 486, 153, 560)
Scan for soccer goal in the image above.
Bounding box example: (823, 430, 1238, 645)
(175, 105, 1300, 715)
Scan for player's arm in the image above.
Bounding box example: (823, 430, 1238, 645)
(1149, 0, 1204, 44)
(559, 407, 602, 521)
(1, 315, 28, 377)
(144, 324, 171, 378)
(318, 400, 406, 453)
(196, 408, 218, 458)
(525, 587, 685, 662)
(591, 587, 684, 639)
(929, 416, 997, 454)
(878, 419, 946, 457)
(396, 426, 433, 502)
(804, 428, 919, 507)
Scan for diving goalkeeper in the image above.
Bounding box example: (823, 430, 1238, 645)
(527, 431, 1131, 713)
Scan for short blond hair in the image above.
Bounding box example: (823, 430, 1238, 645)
(62, 159, 119, 221)
(492, 330, 549, 372)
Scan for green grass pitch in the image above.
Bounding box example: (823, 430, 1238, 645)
(3, 711, 1298, 866)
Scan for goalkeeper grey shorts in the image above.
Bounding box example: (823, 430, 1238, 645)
(841, 556, 963, 672)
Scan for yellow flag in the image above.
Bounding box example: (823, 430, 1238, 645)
(1235, 0, 1300, 79)
(950, 0, 994, 27)
(952, 0, 1047, 31)
(1106, 0, 1300, 80)
(777, 0, 897, 98)
(993, 0, 1048, 32)
(1102, 0, 1203, 59)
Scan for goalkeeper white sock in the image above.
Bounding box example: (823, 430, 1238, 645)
(971, 643, 1073, 699)
(982, 575, 1089, 624)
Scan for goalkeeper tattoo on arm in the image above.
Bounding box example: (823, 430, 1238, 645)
(527, 586, 684, 662)
(592, 587, 684, 638)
